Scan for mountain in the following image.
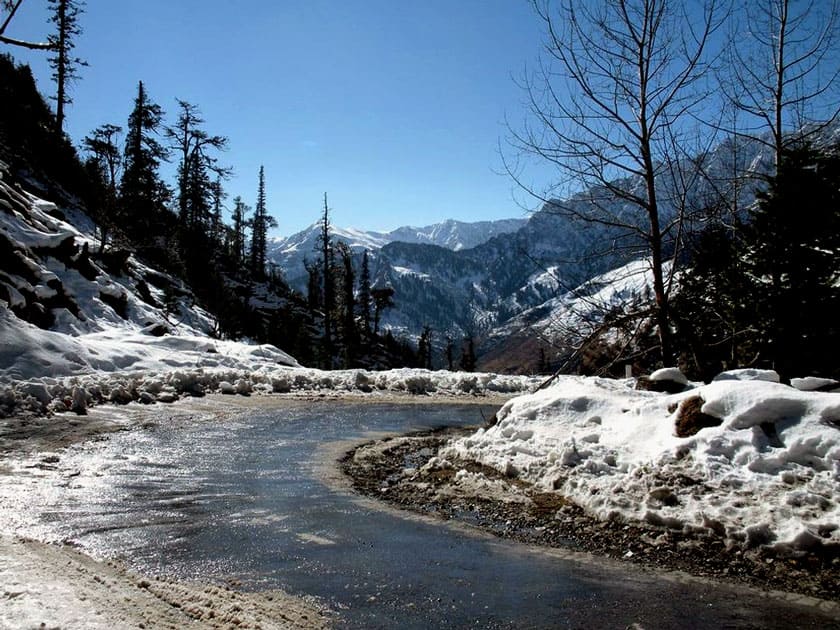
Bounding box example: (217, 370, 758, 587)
(263, 128, 791, 369)
(267, 217, 527, 291)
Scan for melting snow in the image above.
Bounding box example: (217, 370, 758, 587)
(439, 375, 840, 553)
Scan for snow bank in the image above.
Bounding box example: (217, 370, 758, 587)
(438, 375, 840, 553)
(0, 331, 540, 419)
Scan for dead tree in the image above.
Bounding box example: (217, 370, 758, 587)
(507, 0, 723, 364)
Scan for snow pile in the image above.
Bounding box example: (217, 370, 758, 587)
(438, 375, 840, 553)
(0, 355, 540, 418)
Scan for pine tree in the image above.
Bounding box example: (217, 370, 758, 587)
(82, 123, 122, 251)
(337, 241, 357, 367)
(459, 336, 476, 372)
(674, 144, 840, 380)
(209, 176, 224, 245)
(417, 325, 433, 369)
(230, 196, 250, 267)
(748, 145, 840, 377)
(673, 222, 756, 381)
(444, 335, 454, 371)
(318, 193, 335, 367)
(119, 81, 169, 251)
(358, 249, 372, 336)
(371, 286, 394, 335)
(166, 100, 228, 233)
(47, 0, 86, 136)
(249, 166, 276, 277)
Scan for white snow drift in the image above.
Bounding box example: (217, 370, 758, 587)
(438, 374, 840, 553)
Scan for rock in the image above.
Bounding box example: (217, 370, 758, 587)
(70, 386, 87, 415)
(138, 391, 155, 404)
(674, 395, 722, 437)
(648, 487, 679, 507)
(141, 322, 170, 337)
(18, 381, 51, 406)
(108, 386, 134, 405)
(219, 381, 236, 395)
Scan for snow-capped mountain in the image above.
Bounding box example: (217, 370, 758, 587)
(264, 127, 790, 362)
(267, 217, 527, 290)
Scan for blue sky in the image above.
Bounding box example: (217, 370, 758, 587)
(7, 0, 551, 236)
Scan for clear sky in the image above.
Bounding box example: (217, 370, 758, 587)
(6, 0, 551, 237)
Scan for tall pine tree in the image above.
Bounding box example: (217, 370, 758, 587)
(230, 196, 250, 268)
(47, 0, 86, 136)
(249, 166, 275, 277)
(358, 249, 372, 336)
(119, 81, 170, 258)
(318, 193, 335, 367)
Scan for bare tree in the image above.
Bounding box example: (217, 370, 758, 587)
(507, 0, 723, 364)
(726, 0, 840, 171)
(1, 0, 55, 50)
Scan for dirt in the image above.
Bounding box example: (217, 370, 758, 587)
(341, 427, 840, 604)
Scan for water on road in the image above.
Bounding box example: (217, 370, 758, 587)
(2, 400, 835, 628)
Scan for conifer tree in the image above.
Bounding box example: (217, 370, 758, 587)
(166, 100, 228, 233)
(358, 249, 372, 336)
(47, 0, 86, 136)
(748, 145, 840, 377)
(119, 81, 169, 248)
(318, 193, 335, 367)
(371, 285, 394, 335)
(82, 123, 121, 251)
(674, 144, 840, 380)
(305, 258, 322, 312)
(230, 196, 250, 267)
(417, 325, 433, 369)
(337, 241, 357, 366)
(459, 336, 476, 372)
(249, 166, 275, 277)
(209, 176, 224, 244)
(444, 336, 454, 371)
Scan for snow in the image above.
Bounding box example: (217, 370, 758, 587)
(791, 377, 839, 392)
(438, 375, 840, 553)
(0, 306, 539, 417)
(649, 367, 688, 385)
(713, 368, 781, 383)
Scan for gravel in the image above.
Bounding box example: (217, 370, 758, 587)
(341, 427, 840, 603)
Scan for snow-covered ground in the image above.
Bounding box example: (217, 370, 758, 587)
(0, 320, 540, 417)
(437, 370, 840, 554)
(0, 292, 540, 417)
